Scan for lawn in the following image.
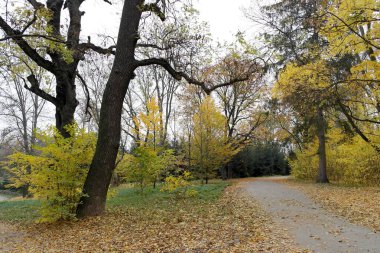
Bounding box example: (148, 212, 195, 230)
(0, 182, 228, 223)
(108, 181, 228, 210)
(0, 198, 40, 222)
(0, 181, 299, 252)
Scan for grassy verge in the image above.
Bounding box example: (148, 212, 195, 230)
(108, 182, 228, 208)
(0, 198, 40, 222)
(0, 181, 229, 223)
(1, 180, 302, 252)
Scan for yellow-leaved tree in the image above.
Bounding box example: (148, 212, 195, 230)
(322, 0, 380, 151)
(4, 125, 96, 222)
(190, 96, 235, 183)
(116, 98, 175, 191)
(136, 97, 162, 148)
(290, 128, 380, 186)
(273, 60, 334, 183)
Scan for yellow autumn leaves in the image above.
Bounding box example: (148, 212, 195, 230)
(274, 0, 380, 185)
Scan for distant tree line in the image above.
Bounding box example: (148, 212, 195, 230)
(227, 142, 290, 178)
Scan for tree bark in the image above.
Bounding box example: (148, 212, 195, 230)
(316, 107, 329, 183)
(55, 74, 79, 137)
(76, 0, 143, 217)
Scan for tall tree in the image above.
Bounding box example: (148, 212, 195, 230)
(274, 61, 335, 183)
(0, 65, 48, 155)
(77, 0, 255, 217)
(249, 0, 330, 183)
(190, 96, 234, 184)
(213, 55, 266, 142)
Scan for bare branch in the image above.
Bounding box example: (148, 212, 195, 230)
(0, 33, 66, 43)
(140, 3, 166, 21)
(76, 72, 93, 120)
(135, 58, 251, 95)
(136, 43, 173, 50)
(21, 10, 38, 34)
(24, 75, 57, 106)
(79, 41, 116, 55)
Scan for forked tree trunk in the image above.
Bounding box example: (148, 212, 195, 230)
(316, 107, 329, 183)
(0, 0, 83, 139)
(76, 0, 143, 217)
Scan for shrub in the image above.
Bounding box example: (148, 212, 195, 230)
(117, 146, 175, 192)
(161, 171, 197, 198)
(4, 125, 96, 222)
(290, 129, 380, 186)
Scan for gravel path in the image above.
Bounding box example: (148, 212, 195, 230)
(244, 178, 380, 253)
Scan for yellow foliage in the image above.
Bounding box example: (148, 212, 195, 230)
(322, 0, 380, 112)
(4, 125, 96, 222)
(161, 171, 197, 198)
(134, 97, 162, 147)
(273, 60, 331, 111)
(191, 96, 236, 180)
(4, 6, 74, 64)
(117, 146, 175, 192)
(290, 128, 380, 186)
(323, 0, 379, 57)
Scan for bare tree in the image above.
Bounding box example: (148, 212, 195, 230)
(0, 65, 49, 155)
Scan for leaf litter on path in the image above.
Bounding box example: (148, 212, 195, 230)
(282, 179, 380, 233)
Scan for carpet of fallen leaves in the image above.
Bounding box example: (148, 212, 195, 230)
(283, 179, 380, 233)
(1, 184, 303, 253)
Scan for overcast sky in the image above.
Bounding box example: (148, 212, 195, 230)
(81, 0, 257, 44)
(195, 0, 255, 42)
(1, 1, 260, 130)
(194, 0, 255, 41)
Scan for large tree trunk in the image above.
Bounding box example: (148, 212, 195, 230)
(55, 73, 79, 137)
(76, 0, 143, 217)
(316, 107, 329, 183)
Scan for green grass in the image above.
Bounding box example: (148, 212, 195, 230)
(0, 199, 40, 222)
(0, 181, 229, 223)
(107, 181, 229, 210)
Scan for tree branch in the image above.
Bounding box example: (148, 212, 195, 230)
(76, 72, 93, 120)
(79, 41, 116, 55)
(26, 0, 44, 9)
(336, 98, 380, 153)
(0, 16, 56, 74)
(139, 3, 165, 21)
(24, 75, 57, 106)
(0, 34, 66, 43)
(136, 43, 173, 50)
(21, 9, 38, 34)
(327, 11, 380, 50)
(134, 58, 251, 95)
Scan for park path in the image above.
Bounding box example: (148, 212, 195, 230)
(243, 177, 380, 253)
